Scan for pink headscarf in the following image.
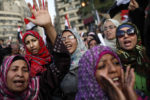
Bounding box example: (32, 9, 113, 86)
(0, 55, 39, 100)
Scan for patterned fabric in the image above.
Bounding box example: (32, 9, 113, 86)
(0, 55, 40, 100)
(60, 29, 87, 99)
(22, 30, 51, 77)
(76, 45, 122, 100)
(116, 23, 150, 95)
(62, 29, 87, 71)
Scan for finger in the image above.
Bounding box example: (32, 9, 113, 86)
(26, 17, 36, 24)
(125, 66, 130, 84)
(130, 68, 135, 87)
(28, 3, 36, 16)
(45, 0, 48, 10)
(121, 68, 125, 87)
(33, 0, 39, 11)
(38, 0, 43, 9)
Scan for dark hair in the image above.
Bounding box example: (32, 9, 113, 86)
(0, 46, 12, 65)
(12, 55, 27, 63)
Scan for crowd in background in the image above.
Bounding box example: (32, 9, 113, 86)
(0, 0, 150, 100)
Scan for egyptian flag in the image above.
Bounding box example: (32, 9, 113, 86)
(109, 0, 130, 18)
(17, 26, 23, 43)
(121, 10, 129, 23)
(24, 15, 36, 31)
(65, 14, 71, 29)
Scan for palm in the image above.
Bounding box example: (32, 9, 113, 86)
(27, 0, 52, 27)
(33, 10, 51, 26)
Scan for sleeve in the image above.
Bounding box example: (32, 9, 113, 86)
(38, 35, 71, 99)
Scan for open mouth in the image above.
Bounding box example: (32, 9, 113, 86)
(112, 77, 120, 86)
(66, 44, 72, 50)
(124, 40, 131, 47)
(13, 80, 25, 87)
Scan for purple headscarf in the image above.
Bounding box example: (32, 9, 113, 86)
(76, 45, 122, 100)
(0, 55, 40, 100)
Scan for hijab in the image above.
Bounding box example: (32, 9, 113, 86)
(116, 23, 150, 95)
(103, 19, 120, 51)
(76, 45, 122, 100)
(62, 29, 87, 70)
(0, 55, 39, 100)
(22, 30, 51, 77)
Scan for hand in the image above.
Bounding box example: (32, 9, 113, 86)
(121, 66, 137, 100)
(27, 0, 52, 28)
(128, 0, 139, 11)
(100, 75, 126, 100)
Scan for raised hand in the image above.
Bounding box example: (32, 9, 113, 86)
(121, 66, 137, 100)
(27, 0, 57, 45)
(128, 0, 139, 11)
(27, 0, 52, 28)
(100, 75, 126, 100)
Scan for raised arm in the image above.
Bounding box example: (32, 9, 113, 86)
(27, 0, 57, 45)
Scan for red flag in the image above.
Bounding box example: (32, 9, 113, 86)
(65, 14, 71, 29)
(120, 10, 129, 23)
(24, 5, 36, 30)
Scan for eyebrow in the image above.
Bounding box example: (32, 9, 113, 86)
(99, 56, 116, 62)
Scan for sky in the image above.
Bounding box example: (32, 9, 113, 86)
(25, 0, 56, 24)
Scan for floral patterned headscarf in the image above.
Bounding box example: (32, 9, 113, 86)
(76, 45, 122, 100)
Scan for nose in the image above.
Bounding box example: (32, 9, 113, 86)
(29, 42, 34, 48)
(108, 63, 117, 74)
(17, 69, 23, 77)
(124, 32, 129, 38)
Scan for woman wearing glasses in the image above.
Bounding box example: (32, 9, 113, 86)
(61, 29, 87, 100)
(103, 19, 120, 51)
(116, 23, 150, 96)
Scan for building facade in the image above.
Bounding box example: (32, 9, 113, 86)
(55, 0, 87, 34)
(0, 0, 31, 42)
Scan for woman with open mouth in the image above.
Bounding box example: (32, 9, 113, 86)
(0, 55, 68, 100)
(116, 23, 150, 96)
(60, 29, 87, 100)
(76, 45, 148, 100)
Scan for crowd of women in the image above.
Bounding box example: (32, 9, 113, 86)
(0, 0, 150, 100)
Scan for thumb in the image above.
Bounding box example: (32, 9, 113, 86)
(26, 17, 36, 24)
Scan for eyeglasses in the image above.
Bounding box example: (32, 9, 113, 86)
(61, 35, 75, 41)
(117, 28, 136, 38)
(104, 25, 116, 31)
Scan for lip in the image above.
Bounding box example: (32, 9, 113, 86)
(65, 44, 72, 50)
(111, 77, 121, 86)
(124, 40, 131, 47)
(13, 80, 25, 87)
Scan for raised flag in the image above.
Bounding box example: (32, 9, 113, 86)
(65, 14, 71, 29)
(109, 0, 130, 18)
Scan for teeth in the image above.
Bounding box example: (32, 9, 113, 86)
(112, 77, 119, 81)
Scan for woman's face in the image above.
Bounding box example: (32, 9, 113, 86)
(89, 40, 97, 49)
(103, 21, 117, 40)
(62, 31, 78, 54)
(118, 27, 137, 50)
(95, 54, 122, 89)
(6, 60, 29, 92)
(24, 35, 41, 55)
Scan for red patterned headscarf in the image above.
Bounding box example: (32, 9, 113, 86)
(22, 30, 51, 77)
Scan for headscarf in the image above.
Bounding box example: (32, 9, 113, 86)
(0, 55, 39, 100)
(116, 23, 150, 95)
(103, 19, 120, 51)
(76, 45, 122, 100)
(60, 29, 87, 97)
(62, 29, 87, 70)
(22, 30, 51, 77)
(104, 19, 120, 28)
(116, 23, 146, 71)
